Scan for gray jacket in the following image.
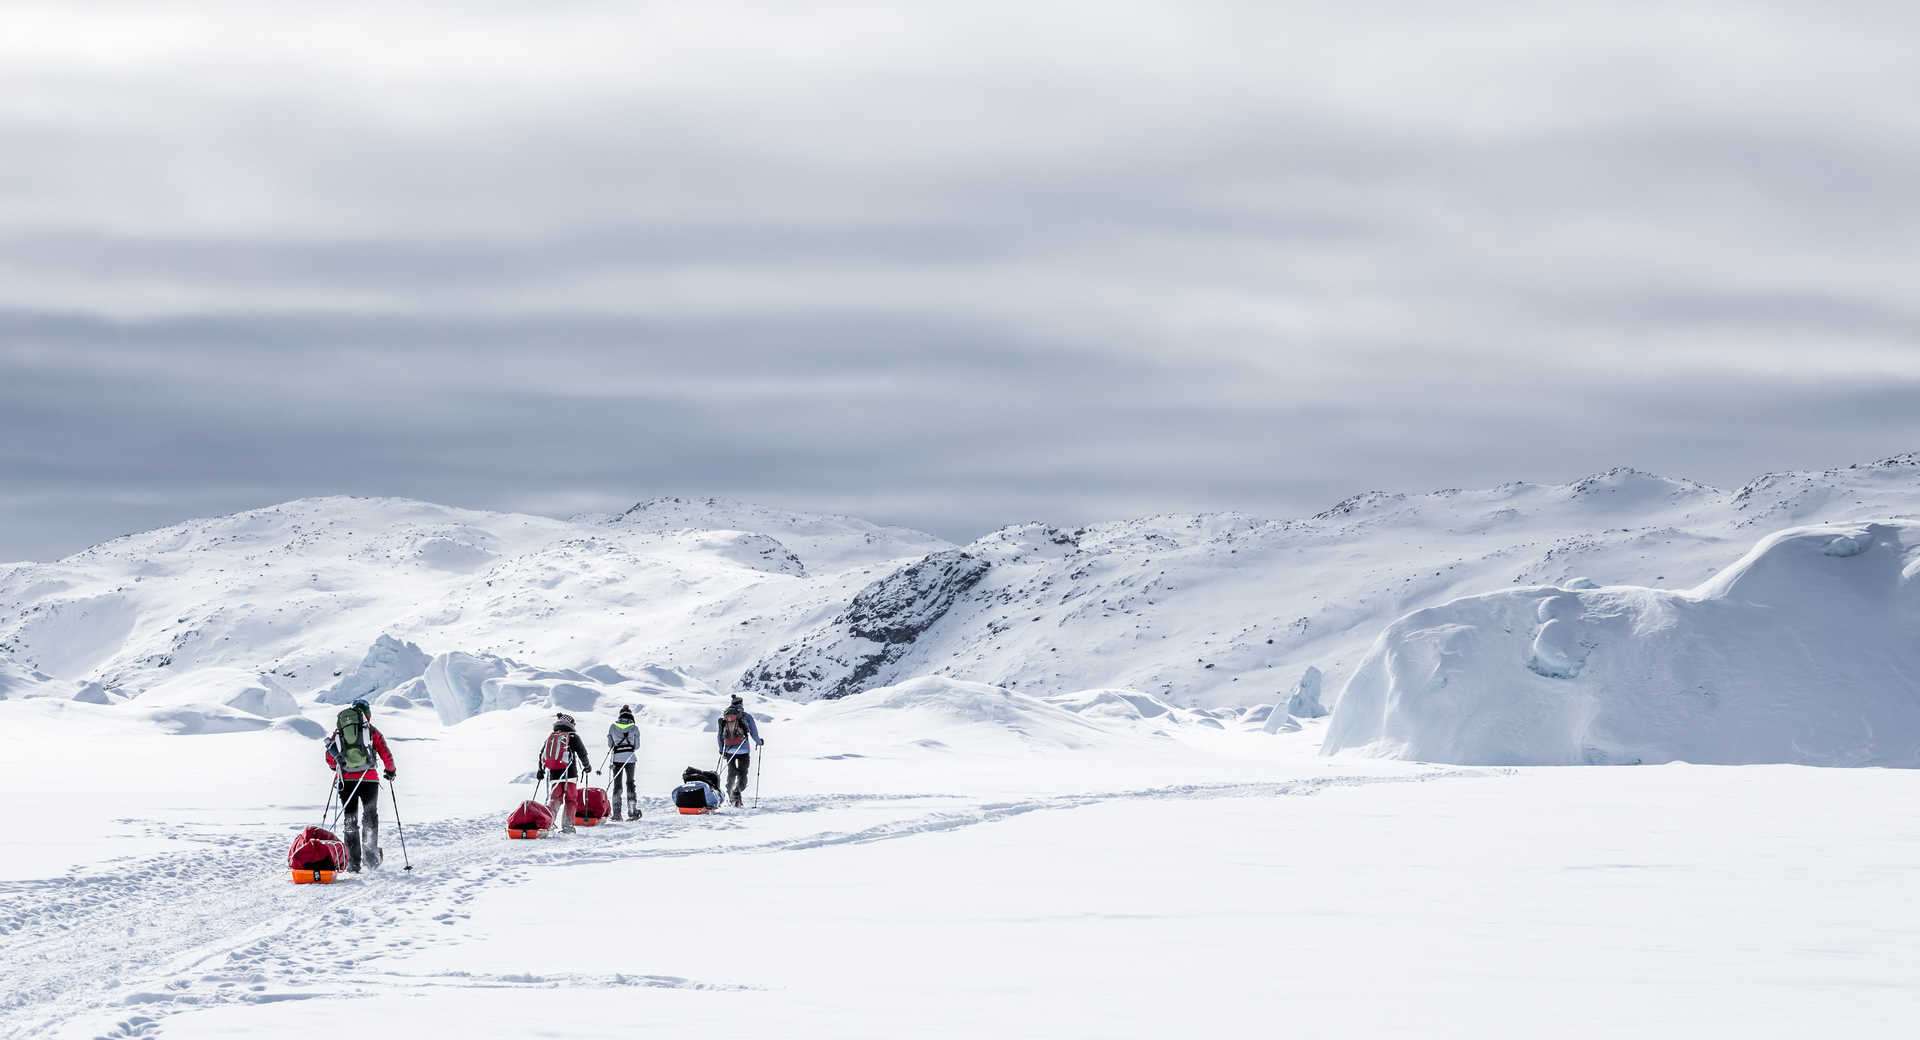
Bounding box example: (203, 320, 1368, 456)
(606, 720, 640, 765)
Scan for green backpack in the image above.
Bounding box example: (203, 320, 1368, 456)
(333, 706, 374, 773)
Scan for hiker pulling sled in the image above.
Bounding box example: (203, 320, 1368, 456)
(317, 698, 396, 875)
(716, 694, 764, 808)
(606, 705, 642, 821)
(536, 712, 594, 833)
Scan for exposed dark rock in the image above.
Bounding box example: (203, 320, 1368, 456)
(740, 550, 991, 700)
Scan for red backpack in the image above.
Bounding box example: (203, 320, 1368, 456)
(720, 710, 749, 751)
(540, 731, 572, 771)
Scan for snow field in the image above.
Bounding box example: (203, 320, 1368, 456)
(39, 765, 1920, 1040)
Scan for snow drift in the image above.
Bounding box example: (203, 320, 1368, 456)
(1323, 522, 1920, 767)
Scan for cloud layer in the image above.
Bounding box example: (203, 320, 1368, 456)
(4, 1, 1918, 559)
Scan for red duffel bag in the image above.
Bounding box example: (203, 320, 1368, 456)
(507, 799, 554, 839)
(288, 825, 348, 884)
(576, 786, 611, 827)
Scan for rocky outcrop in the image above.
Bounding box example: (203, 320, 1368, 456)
(739, 550, 991, 700)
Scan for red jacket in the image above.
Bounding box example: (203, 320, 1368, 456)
(326, 727, 396, 782)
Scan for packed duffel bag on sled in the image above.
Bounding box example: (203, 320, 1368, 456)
(681, 766, 721, 788)
(288, 825, 348, 884)
(507, 799, 555, 839)
(576, 786, 611, 826)
(673, 781, 719, 814)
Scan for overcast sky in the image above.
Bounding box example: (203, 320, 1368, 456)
(4, 1, 1918, 560)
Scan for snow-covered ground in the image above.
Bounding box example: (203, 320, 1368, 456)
(4, 458, 1919, 1037)
(5, 700, 1918, 1038)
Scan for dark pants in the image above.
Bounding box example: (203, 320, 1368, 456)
(608, 760, 638, 816)
(337, 779, 380, 870)
(725, 754, 750, 799)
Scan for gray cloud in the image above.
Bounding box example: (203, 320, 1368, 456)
(2, 1, 1918, 560)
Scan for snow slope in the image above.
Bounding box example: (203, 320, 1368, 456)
(1323, 520, 1920, 766)
(0, 495, 947, 721)
(744, 455, 1920, 708)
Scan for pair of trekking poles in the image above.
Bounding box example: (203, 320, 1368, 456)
(321, 764, 413, 872)
(712, 746, 765, 809)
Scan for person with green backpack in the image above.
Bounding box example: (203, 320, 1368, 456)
(324, 698, 397, 872)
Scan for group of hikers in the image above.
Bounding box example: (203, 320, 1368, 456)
(321, 693, 766, 871)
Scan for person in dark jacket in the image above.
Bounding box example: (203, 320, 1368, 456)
(324, 698, 396, 871)
(537, 712, 594, 833)
(716, 694, 764, 808)
(606, 705, 641, 821)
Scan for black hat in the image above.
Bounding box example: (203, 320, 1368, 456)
(729, 694, 744, 706)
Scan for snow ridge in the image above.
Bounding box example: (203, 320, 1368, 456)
(1324, 521, 1920, 766)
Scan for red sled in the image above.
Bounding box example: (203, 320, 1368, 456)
(678, 807, 712, 815)
(507, 799, 555, 839)
(575, 786, 611, 827)
(288, 825, 347, 884)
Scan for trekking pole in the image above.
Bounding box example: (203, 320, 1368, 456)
(754, 747, 764, 809)
(387, 781, 414, 872)
(319, 776, 336, 829)
(325, 763, 351, 830)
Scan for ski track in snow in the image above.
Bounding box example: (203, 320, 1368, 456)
(0, 770, 1483, 1039)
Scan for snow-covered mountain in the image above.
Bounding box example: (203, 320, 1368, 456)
(742, 454, 1920, 708)
(0, 495, 945, 725)
(2, 455, 1918, 728)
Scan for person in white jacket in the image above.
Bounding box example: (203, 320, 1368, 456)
(606, 705, 641, 821)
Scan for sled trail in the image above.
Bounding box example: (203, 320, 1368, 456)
(0, 772, 1479, 1039)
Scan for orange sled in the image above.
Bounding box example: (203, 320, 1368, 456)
(678, 807, 712, 815)
(575, 785, 611, 826)
(287, 826, 347, 883)
(507, 799, 555, 839)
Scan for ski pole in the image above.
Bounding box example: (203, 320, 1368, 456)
(753, 746, 764, 809)
(387, 780, 413, 872)
(319, 758, 341, 828)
